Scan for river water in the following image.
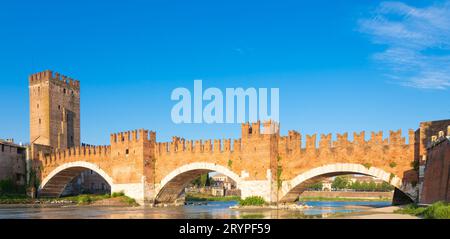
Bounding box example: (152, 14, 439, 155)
(0, 201, 390, 219)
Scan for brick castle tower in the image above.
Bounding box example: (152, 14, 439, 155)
(29, 70, 80, 149)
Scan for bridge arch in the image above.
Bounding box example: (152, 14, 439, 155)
(155, 162, 242, 204)
(280, 163, 410, 203)
(39, 161, 114, 198)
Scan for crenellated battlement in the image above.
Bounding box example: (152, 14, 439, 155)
(110, 129, 156, 144)
(156, 137, 241, 154)
(241, 120, 280, 138)
(277, 129, 416, 154)
(39, 124, 418, 166)
(40, 145, 111, 166)
(29, 70, 80, 89)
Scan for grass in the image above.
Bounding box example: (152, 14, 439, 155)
(62, 194, 111, 204)
(0, 195, 35, 204)
(395, 202, 450, 219)
(120, 196, 138, 206)
(298, 196, 392, 202)
(186, 193, 240, 202)
(112, 192, 125, 197)
(238, 196, 266, 206)
(0, 191, 138, 206)
(63, 192, 138, 206)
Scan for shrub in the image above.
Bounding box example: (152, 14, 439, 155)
(395, 204, 426, 216)
(112, 191, 125, 198)
(0, 179, 16, 195)
(389, 173, 396, 183)
(121, 196, 138, 206)
(277, 166, 283, 189)
(423, 202, 450, 219)
(396, 202, 450, 219)
(77, 195, 92, 204)
(362, 163, 372, 169)
(238, 196, 266, 206)
(431, 206, 450, 219)
(411, 160, 420, 171)
(389, 162, 397, 168)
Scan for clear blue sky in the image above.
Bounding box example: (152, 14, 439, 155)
(0, 0, 449, 145)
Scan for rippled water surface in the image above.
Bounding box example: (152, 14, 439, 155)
(0, 201, 391, 219)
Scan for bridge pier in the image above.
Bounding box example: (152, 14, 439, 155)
(239, 170, 277, 203)
(111, 183, 147, 205)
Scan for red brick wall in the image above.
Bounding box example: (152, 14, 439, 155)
(300, 191, 393, 199)
(421, 140, 450, 204)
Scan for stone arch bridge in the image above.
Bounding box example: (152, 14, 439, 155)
(37, 121, 431, 205)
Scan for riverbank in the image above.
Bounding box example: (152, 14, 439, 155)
(334, 206, 420, 219)
(0, 193, 138, 208)
(299, 196, 392, 202)
(300, 191, 394, 201)
(394, 202, 450, 219)
(185, 193, 240, 202)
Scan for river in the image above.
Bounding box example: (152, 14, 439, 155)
(0, 201, 391, 219)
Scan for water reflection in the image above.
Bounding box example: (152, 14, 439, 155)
(0, 201, 390, 219)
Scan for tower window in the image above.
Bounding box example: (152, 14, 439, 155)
(39, 119, 41, 124)
(63, 88, 66, 94)
(126, 149, 129, 155)
(37, 104, 39, 109)
(58, 105, 61, 110)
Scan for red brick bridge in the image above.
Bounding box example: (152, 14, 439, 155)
(37, 120, 441, 205)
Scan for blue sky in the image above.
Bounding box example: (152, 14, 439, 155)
(0, 0, 449, 145)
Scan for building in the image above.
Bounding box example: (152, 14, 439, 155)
(416, 120, 450, 201)
(349, 175, 385, 184)
(211, 187, 225, 197)
(211, 173, 235, 190)
(29, 70, 80, 149)
(321, 178, 333, 191)
(28, 70, 108, 195)
(0, 139, 27, 187)
(420, 127, 450, 204)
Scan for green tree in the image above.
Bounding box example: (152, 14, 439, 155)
(368, 181, 377, 192)
(0, 179, 15, 194)
(351, 181, 361, 191)
(379, 182, 394, 192)
(332, 176, 350, 190)
(200, 173, 211, 187)
(192, 173, 213, 187)
(191, 176, 201, 186)
(308, 182, 323, 191)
